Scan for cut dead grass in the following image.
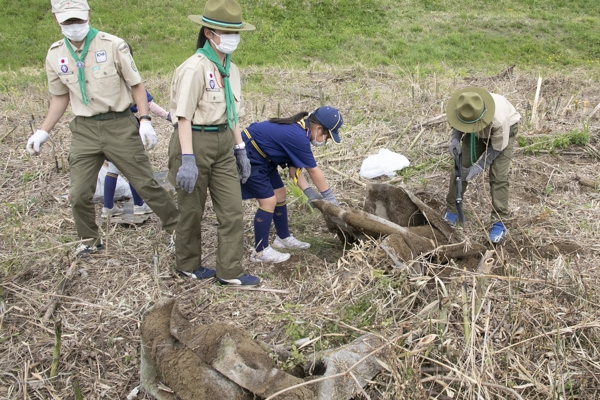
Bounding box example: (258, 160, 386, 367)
(1, 65, 600, 399)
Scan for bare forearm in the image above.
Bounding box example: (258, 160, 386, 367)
(233, 124, 244, 145)
(131, 83, 149, 116)
(40, 94, 70, 133)
(177, 118, 194, 154)
(306, 167, 329, 192)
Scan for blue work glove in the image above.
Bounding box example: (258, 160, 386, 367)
(176, 154, 198, 193)
(234, 148, 251, 184)
(449, 129, 462, 158)
(461, 164, 484, 182)
(303, 187, 323, 208)
(320, 188, 339, 206)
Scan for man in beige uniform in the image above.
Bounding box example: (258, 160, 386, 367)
(444, 86, 521, 243)
(27, 0, 179, 255)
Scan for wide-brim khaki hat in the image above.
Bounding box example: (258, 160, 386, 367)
(188, 0, 255, 31)
(446, 87, 495, 133)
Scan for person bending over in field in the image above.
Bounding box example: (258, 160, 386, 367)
(240, 106, 343, 263)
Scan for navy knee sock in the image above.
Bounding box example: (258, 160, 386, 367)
(254, 208, 274, 252)
(103, 173, 118, 209)
(130, 184, 144, 206)
(273, 202, 290, 239)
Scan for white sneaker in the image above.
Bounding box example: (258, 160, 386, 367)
(272, 235, 310, 250)
(250, 246, 291, 263)
(134, 203, 153, 215)
(102, 205, 124, 217)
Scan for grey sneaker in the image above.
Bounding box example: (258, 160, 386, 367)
(272, 235, 310, 250)
(250, 246, 291, 263)
(133, 203, 153, 215)
(73, 242, 105, 257)
(102, 205, 124, 217)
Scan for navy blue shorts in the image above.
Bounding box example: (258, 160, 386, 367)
(241, 147, 284, 200)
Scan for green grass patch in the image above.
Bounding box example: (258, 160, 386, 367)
(1, 0, 600, 75)
(517, 129, 590, 155)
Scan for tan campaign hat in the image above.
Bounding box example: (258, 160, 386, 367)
(446, 87, 496, 133)
(51, 0, 90, 23)
(188, 0, 255, 32)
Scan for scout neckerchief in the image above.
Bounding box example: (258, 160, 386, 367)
(63, 28, 99, 105)
(196, 41, 237, 129)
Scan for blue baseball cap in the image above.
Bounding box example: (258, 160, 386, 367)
(313, 106, 343, 143)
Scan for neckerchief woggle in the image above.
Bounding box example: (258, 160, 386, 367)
(63, 28, 99, 105)
(196, 42, 237, 129)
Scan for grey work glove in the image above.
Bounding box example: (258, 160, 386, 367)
(176, 154, 198, 193)
(303, 187, 323, 208)
(461, 164, 484, 182)
(320, 188, 339, 206)
(234, 148, 251, 184)
(449, 129, 462, 158)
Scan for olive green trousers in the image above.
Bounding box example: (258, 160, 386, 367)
(69, 113, 179, 245)
(168, 127, 244, 279)
(446, 126, 518, 221)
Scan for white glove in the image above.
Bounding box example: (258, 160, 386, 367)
(26, 130, 49, 155)
(139, 120, 158, 150)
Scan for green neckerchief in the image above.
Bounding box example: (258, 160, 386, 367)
(63, 28, 99, 105)
(470, 133, 476, 166)
(196, 41, 237, 129)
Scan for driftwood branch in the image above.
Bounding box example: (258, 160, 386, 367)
(265, 342, 393, 400)
(576, 174, 597, 189)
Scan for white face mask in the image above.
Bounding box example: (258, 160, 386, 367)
(310, 129, 327, 147)
(61, 21, 90, 42)
(210, 31, 240, 54)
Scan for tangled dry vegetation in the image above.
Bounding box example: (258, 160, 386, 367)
(1, 64, 599, 399)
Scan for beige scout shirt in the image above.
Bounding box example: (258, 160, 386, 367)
(170, 54, 244, 126)
(46, 32, 142, 117)
(475, 93, 521, 152)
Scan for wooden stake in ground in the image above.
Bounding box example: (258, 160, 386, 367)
(531, 76, 543, 130)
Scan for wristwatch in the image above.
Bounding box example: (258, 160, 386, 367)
(140, 115, 152, 121)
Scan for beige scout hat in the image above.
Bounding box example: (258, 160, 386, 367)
(51, 0, 90, 23)
(188, 0, 255, 32)
(446, 87, 496, 133)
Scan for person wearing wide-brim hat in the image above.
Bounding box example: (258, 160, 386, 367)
(444, 87, 521, 243)
(168, 0, 259, 285)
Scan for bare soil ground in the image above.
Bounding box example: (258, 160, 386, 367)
(1, 65, 599, 399)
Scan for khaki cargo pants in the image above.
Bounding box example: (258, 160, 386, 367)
(167, 126, 244, 280)
(446, 124, 519, 221)
(69, 111, 179, 245)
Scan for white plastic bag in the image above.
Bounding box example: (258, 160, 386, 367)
(93, 165, 132, 202)
(359, 148, 410, 179)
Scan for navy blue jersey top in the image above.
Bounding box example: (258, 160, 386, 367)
(244, 121, 317, 169)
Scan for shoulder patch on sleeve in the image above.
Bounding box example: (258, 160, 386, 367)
(118, 41, 131, 54)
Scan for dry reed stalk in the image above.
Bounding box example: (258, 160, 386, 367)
(2, 68, 600, 399)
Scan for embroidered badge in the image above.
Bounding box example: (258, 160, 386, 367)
(92, 66, 100, 71)
(60, 65, 68, 73)
(95, 50, 107, 63)
(131, 61, 138, 72)
(58, 57, 68, 66)
(118, 42, 130, 54)
(205, 71, 219, 92)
